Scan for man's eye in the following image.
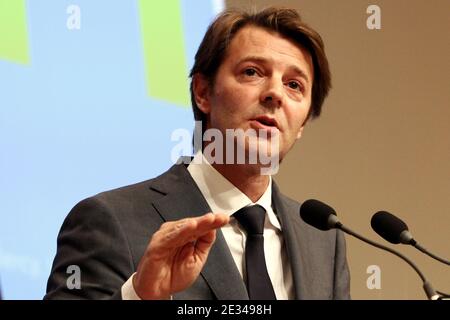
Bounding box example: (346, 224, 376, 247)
(287, 81, 302, 91)
(244, 68, 257, 76)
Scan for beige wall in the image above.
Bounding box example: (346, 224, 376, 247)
(226, 0, 449, 299)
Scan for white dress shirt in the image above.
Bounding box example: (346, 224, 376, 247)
(122, 152, 294, 299)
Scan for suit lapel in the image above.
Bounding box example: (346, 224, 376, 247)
(150, 162, 248, 299)
(272, 181, 313, 299)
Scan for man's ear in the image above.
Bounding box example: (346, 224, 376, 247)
(192, 73, 211, 115)
(297, 112, 311, 139)
(296, 124, 306, 140)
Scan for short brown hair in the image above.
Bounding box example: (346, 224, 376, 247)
(189, 6, 331, 128)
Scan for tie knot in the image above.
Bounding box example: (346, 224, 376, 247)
(233, 205, 266, 235)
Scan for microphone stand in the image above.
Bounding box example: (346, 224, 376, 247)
(336, 222, 442, 300)
(412, 242, 450, 266)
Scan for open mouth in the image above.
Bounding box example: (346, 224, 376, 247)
(252, 116, 279, 130)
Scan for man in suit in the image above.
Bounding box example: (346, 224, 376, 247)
(45, 7, 350, 300)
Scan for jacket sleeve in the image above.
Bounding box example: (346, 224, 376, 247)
(333, 229, 351, 299)
(44, 197, 135, 299)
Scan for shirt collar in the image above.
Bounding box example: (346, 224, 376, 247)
(187, 151, 281, 230)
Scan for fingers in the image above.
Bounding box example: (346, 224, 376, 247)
(194, 213, 229, 233)
(134, 213, 229, 299)
(170, 213, 228, 246)
(152, 213, 229, 252)
(195, 230, 217, 255)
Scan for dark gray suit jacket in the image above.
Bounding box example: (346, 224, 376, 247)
(44, 162, 350, 300)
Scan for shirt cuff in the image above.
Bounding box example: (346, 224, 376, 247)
(121, 272, 142, 300)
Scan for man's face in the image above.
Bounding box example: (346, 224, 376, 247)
(194, 25, 314, 163)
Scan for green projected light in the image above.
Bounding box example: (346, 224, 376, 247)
(139, 0, 190, 107)
(0, 0, 30, 64)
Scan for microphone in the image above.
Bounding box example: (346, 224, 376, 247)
(299, 199, 441, 300)
(371, 211, 450, 266)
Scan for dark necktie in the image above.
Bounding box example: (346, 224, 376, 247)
(233, 205, 277, 300)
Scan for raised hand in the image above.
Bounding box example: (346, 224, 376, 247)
(133, 213, 229, 299)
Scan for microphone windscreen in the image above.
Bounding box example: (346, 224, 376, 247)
(300, 199, 337, 231)
(371, 211, 409, 244)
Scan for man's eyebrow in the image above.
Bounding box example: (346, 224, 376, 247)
(236, 55, 310, 83)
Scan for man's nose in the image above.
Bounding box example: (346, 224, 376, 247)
(260, 77, 284, 108)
